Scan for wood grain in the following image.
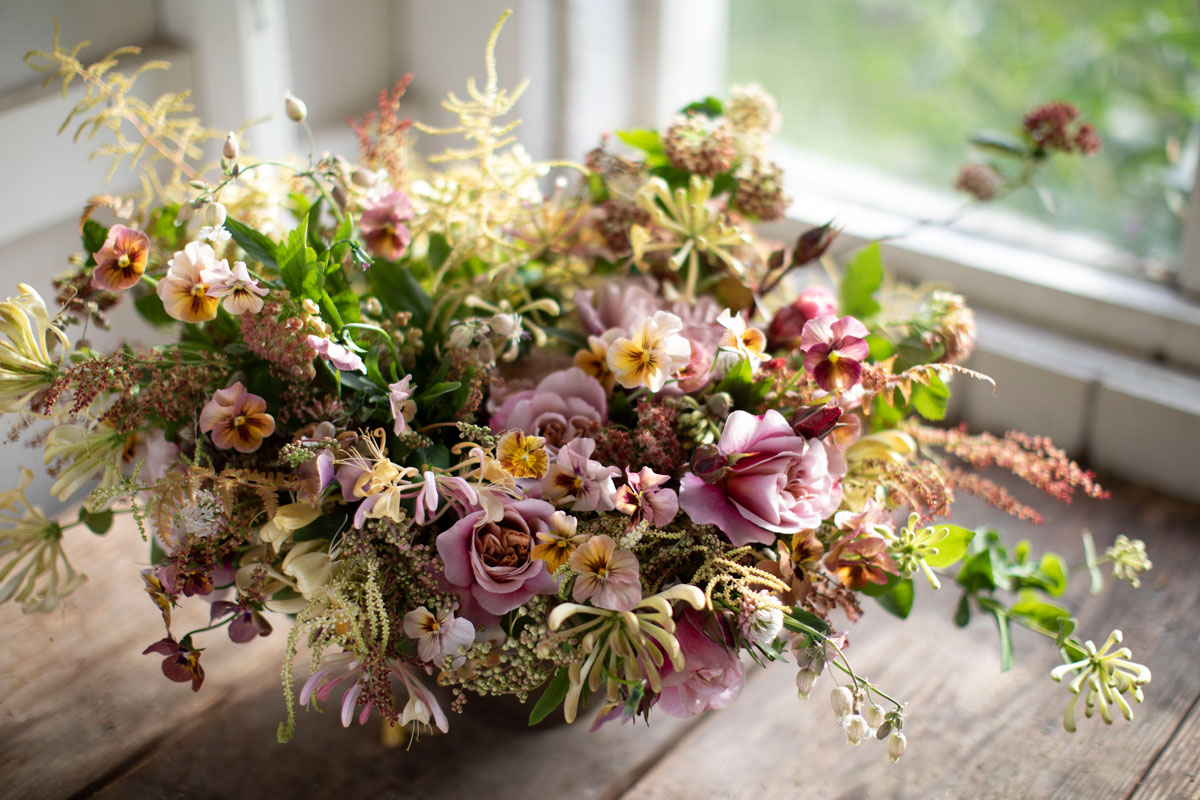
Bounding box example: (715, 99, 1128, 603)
(1128, 693, 1200, 800)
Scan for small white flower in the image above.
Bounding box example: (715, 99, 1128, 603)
(844, 714, 869, 746)
(887, 730, 907, 763)
(830, 685, 854, 718)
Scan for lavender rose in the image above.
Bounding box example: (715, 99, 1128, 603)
(678, 409, 842, 546)
(657, 609, 744, 717)
(489, 367, 607, 450)
(436, 498, 559, 625)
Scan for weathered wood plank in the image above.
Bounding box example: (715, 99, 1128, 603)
(1128, 694, 1200, 800)
(621, 482, 1200, 800)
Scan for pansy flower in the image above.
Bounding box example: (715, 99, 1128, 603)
(614, 466, 678, 527)
(542, 437, 620, 512)
(606, 311, 692, 392)
(531, 510, 587, 571)
(91, 225, 150, 292)
(799, 315, 870, 393)
(360, 190, 414, 261)
(496, 430, 549, 479)
(209, 600, 273, 643)
(157, 242, 222, 323)
(569, 534, 642, 612)
(204, 260, 268, 315)
(716, 308, 767, 366)
(199, 381, 276, 453)
(402, 605, 476, 663)
(143, 636, 204, 691)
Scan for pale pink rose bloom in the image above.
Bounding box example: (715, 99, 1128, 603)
(489, 367, 607, 451)
(657, 609, 744, 717)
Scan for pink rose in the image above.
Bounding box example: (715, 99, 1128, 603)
(678, 409, 842, 546)
(436, 499, 559, 625)
(657, 609, 744, 717)
(489, 367, 607, 450)
(768, 285, 838, 347)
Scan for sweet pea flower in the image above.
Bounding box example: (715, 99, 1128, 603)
(800, 315, 870, 393)
(570, 534, 642, 612)
(388, 375, 417, 435)
(308, 335, 367, 373)
(607, 311, 692, 393)
(143, 637, 205, 691)
(91, 225, 149, 292)
(203, 260, 268, 314)
(158, 242, 222, 323)
(614, 466, 679, 527)
(360, 190, 414, 261)
(679, 409, 841, 546)
(542, 437, 620, 512)
(402, 605, 476, 663)
(199, 381, 276, 453)
(656, 609, 744, 717)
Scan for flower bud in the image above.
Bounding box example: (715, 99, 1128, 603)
(865, 703, 886, 729)
(351, 168, 377, 188)
(691, 443, 729, 484)
(489, 313, 520, 339)
(790, 404, 842, 439)
(284, 91, 308, 123)
(887, 730, 907, 763)
(792, 222, 839, 267)
(447, 323, 475, 350)
(830, 686, 854, 718)
(705, 391, 734, 420)
(795, 667, 817, 700)
(362, 297, 382, 316)
(223, 132, 239, 160)
(844, 714, 869, 746)
(204, 202, 227, 229)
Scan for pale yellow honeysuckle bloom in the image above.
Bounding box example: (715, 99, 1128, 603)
(260, 503, 323, 553)
(629, 175, 750, 302)
(0, 468, 87, 613)
(0, 284, 70, 413)
(1051, 630, 1151, 732)
(282, 540, 335, 598)
(42, 422, 126, 506)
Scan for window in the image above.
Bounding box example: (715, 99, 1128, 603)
(727, 0, 1200, 284)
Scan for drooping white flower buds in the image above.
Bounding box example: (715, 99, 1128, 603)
(223, 131, 239, 160)
(887, 730, 907, 763)
(204, 202, 227, 229)
(795, 667, 817, 700)
(865, 703, 886, 729)
(831, 686, 854, 718)
(843, 714, 869, 746)
(284, 91, 308, 123)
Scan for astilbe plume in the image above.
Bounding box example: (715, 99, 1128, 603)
(239, 301, 318, 381)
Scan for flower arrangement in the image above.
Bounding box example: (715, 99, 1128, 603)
(3, 13, 1154, 757)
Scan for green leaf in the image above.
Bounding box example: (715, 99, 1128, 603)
(366, 263, 432, 327)
(133, 290, 175, 328)
(150, 536, 167, 566)
(859, 571, 900, 597)
(82, 220, 109, 266)
(924, 524, 976, 568)
(839, 242, 883, 319)
(528, 668, 570, 726)
(956, 548, 997, 593)
(715, 357, 769, 410)
(225, 218, 278, 268)
(1010, 598, 1072, 633)
(911, 372, 950, 421)
(781, 607, 833, 636)
(414, 444, 451, 471)
(278, 217, 316, 297)
(306, 198, 325, 252)
(993, 607, 1014, 671)
(866, 333, 895, 362)
(873, 577, 914, 619)
(79, 507, 113, 535)
(615, 129, 664, 155)
(293, 512, 349, 543)
(969, 131, 1030, 158)
(1037, 552, 1069, 597)
(1082, 529, 1104, 595)
(680, 96, 724, 117)
(954, 592, 971, 627)
(420, 381, 462, 401)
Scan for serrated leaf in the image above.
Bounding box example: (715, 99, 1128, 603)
(225, 218, 278, 268)
(529, 668, 570, 726)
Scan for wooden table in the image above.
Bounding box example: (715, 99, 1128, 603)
(3, 474, 1199, 800)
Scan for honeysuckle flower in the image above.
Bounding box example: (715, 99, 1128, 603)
(629, 176, 750, 302)
(307, 335, 367, 373)
(209, 600, 273, 643)
(198, 201, 232, 243)
(299, 652, 376, 727)
(716, 308, 767, 366)
(403, 605, 476, 663)
(1051, 630, 1151, 732)
(679, 410, 842, 546)
(614, 466, 678, 527)
(572, 329, 623, 392)
(489, 367, 608, 451)
(800, 315, 870, 393)
(158, 242, 222, 323)
(393, 659, 449, 734)
(0, 284, 69, 413)
(91, 224, 150, 291)
(1106, 535, 1152, 588)
(260, 503, 322, 553)
(199, 381, 276, 453)
(570, 533, 642, 612)
(203, 260, 268, 314)
(360, 190, 414, 261)
(436, 498, 559, 624)
(143, 636, 204, 691)
(387, 375, 417, 435)
(657, 608, 745, 718)
(606, 311, 692, 393)
(548, 584, 707, 723)
(542, 437, 620, 513)
(531, 510, 587, 572)
(336, 431, 421, 528)
(42, 422, 125, 503)
(0, 468, 87, 613)
(414, 470, 440, 525)
(281, 540, 334, 598)
(496, 430, 549, 479)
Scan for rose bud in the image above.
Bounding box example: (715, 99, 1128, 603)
(768, 285, 838, 347)
(792, 221, 840, 267)
(791, 404, 842, 439)
(690, 443, 729, 484)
